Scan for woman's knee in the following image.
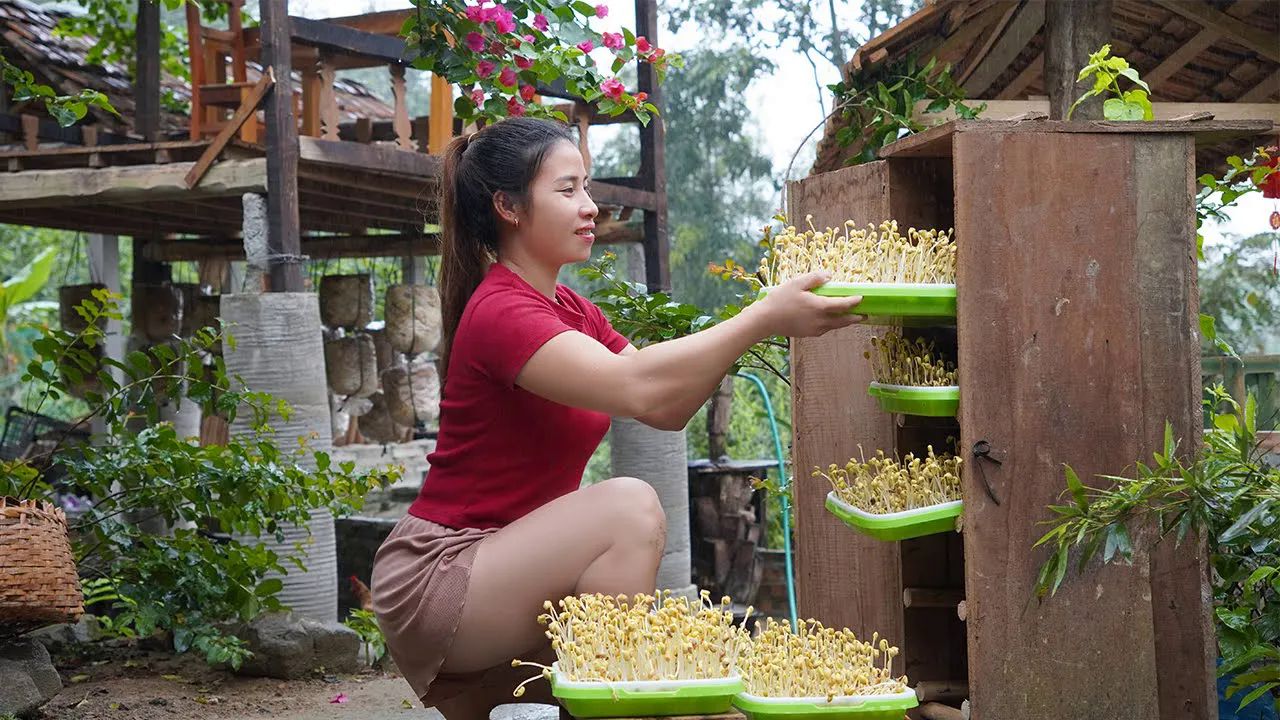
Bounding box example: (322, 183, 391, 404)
(596, 476, 666, 548)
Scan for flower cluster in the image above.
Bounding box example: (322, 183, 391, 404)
(407, 1, 682, 125)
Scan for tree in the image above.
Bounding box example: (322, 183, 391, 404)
(1199, 232, 1280, 355)
(666, 0, 923, 115)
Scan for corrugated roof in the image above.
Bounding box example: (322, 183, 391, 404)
(0, 0, 395, 137)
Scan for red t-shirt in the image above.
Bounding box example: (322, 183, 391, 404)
(408, 263, 630, 529)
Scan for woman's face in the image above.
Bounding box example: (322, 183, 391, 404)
(512, 140, 599, 267)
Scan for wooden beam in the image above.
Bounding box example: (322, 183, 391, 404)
(298, 136, 441, 177)
(259, 0, 304, 293)
(286, 16, 408, 63)
(956, 1, 1021, 86)
(1045, 0, 1112, 119)
(1240, 67, 1280, 103)
(1146, 1, 1258, 93)
(635, 0, 669, 293)
(995, 52, 1043, 99)
(590, 180, 658, 211)
(0, 159, 266, 209)
(143, 233, 440, 261)
(1151, 0, 1280, 63)
(186, 70, 274, 189)
(319, 9, 414, 36)
(961, 0, 1045, 97)
(917, 100, 1280, 123)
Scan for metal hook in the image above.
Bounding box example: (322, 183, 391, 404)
(971, 440, 1002, 506)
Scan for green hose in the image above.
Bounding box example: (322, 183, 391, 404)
(734, 372, 798, 632)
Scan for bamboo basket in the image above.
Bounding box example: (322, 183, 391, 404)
(0, 498, 83, 636)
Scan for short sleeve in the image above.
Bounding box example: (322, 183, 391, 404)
(463, 291, 573, 387)
(581, 297, 631, 353)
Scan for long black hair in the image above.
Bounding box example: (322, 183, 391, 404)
(437, 117, 575, 377)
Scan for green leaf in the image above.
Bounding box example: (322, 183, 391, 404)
(1235, 683, 1278, 711)
(1064, 465, 1088, 510)
(1103, 96, 1145, 121)
(0, 246, 58, 323)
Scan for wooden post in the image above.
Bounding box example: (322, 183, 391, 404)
(635, 0, 669, 293)
(429, 74, 453, 154)
(134, 0, 169, 287)
(1044, 0, 1113, 120)
(258, 0, 304, 293)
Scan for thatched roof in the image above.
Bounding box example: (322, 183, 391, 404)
(814, 0, 1280, 174)
(0, 0, 394, 138)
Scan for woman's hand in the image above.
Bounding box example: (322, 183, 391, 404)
(752, 272, 864, 338)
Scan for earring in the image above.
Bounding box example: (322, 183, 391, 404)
(514, 218, 520, 228)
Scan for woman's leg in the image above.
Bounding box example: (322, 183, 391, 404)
(444, 475, 666, 674)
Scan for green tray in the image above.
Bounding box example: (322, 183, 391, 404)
(757, 282, 956, 325)
(733, 690, 918, 720)
(551, 667, 743, 718)
(825, 492, 963, 542)
(867, 382, 959, 417)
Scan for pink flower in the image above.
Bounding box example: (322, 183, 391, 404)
(507, 96, 526, 116)
(600, 77, 625, 101)
(465, 32, 485, 52)
(470, 88, 485, 106)
(532, 13, 548, 31)
(523, 34, 535, 43)
(635, 36, 651, 53)
(649, 47, 665, 60)
(595, 4, 608, 18)
(634, 91, 648, 103)
(464, 3, 487, 22)
(602, 32, 624, 51)
(476, 60, 496, 78)
(520, 84, 536, 101)
(576, 40, 594, 53)
(499, 66, 517, 87)
(330, 693, 349, 705)
(515, 55, 533, 70)
(493, 7, 516, 34)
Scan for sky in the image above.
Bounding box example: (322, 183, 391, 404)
(285, 0, 1279, 249)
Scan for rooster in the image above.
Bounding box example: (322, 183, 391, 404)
(349, 575, 374, 611)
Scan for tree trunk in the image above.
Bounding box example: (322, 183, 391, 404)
(1045, 0, 1113, 120)
(610, 417, 693, 596)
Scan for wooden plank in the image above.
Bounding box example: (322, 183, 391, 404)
(961, 0, 1044, 97)
(880, 118, 1276, 160)
(319, 8, 414, 36)
(258, 0, 303, 293)
(1240, 67, 1280, 103)
(186, 70, 274, 189)
(903, 587, 965, 609)
(849, 0, 952, 74)
(1151, 0, 1280, 63)
(635, 0, 669, 293)
(916, 100, 1280, 123)
(786, 161, 903, 675)
(0, 159, 266, 208)
(1044, 0, 1112, 119)
(299, 136, 441, 177)
(591, 181, 658, 211)
(952, 128, 1205, 718)
(955, 1, 1021, 86)
(1133, 132, 1217, 720)
(428, 74, 453, 154)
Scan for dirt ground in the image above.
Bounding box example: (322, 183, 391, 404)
(34, 642, 430, 720)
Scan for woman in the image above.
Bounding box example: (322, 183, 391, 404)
(371, 117, 862, 719)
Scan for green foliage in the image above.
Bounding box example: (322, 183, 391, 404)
(344, 608, 387, 666)
(578, 251, 787, 384)
(1034, 386, 1280, 712)
(1, 53, 116, 126)
(829, 55, 984, 165)
(3, 290, 401, 668)
(405, 0, 681, 125)
(1067, 44, 1152, 121)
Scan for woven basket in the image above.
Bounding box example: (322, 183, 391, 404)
(0, 497, 83, 636)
